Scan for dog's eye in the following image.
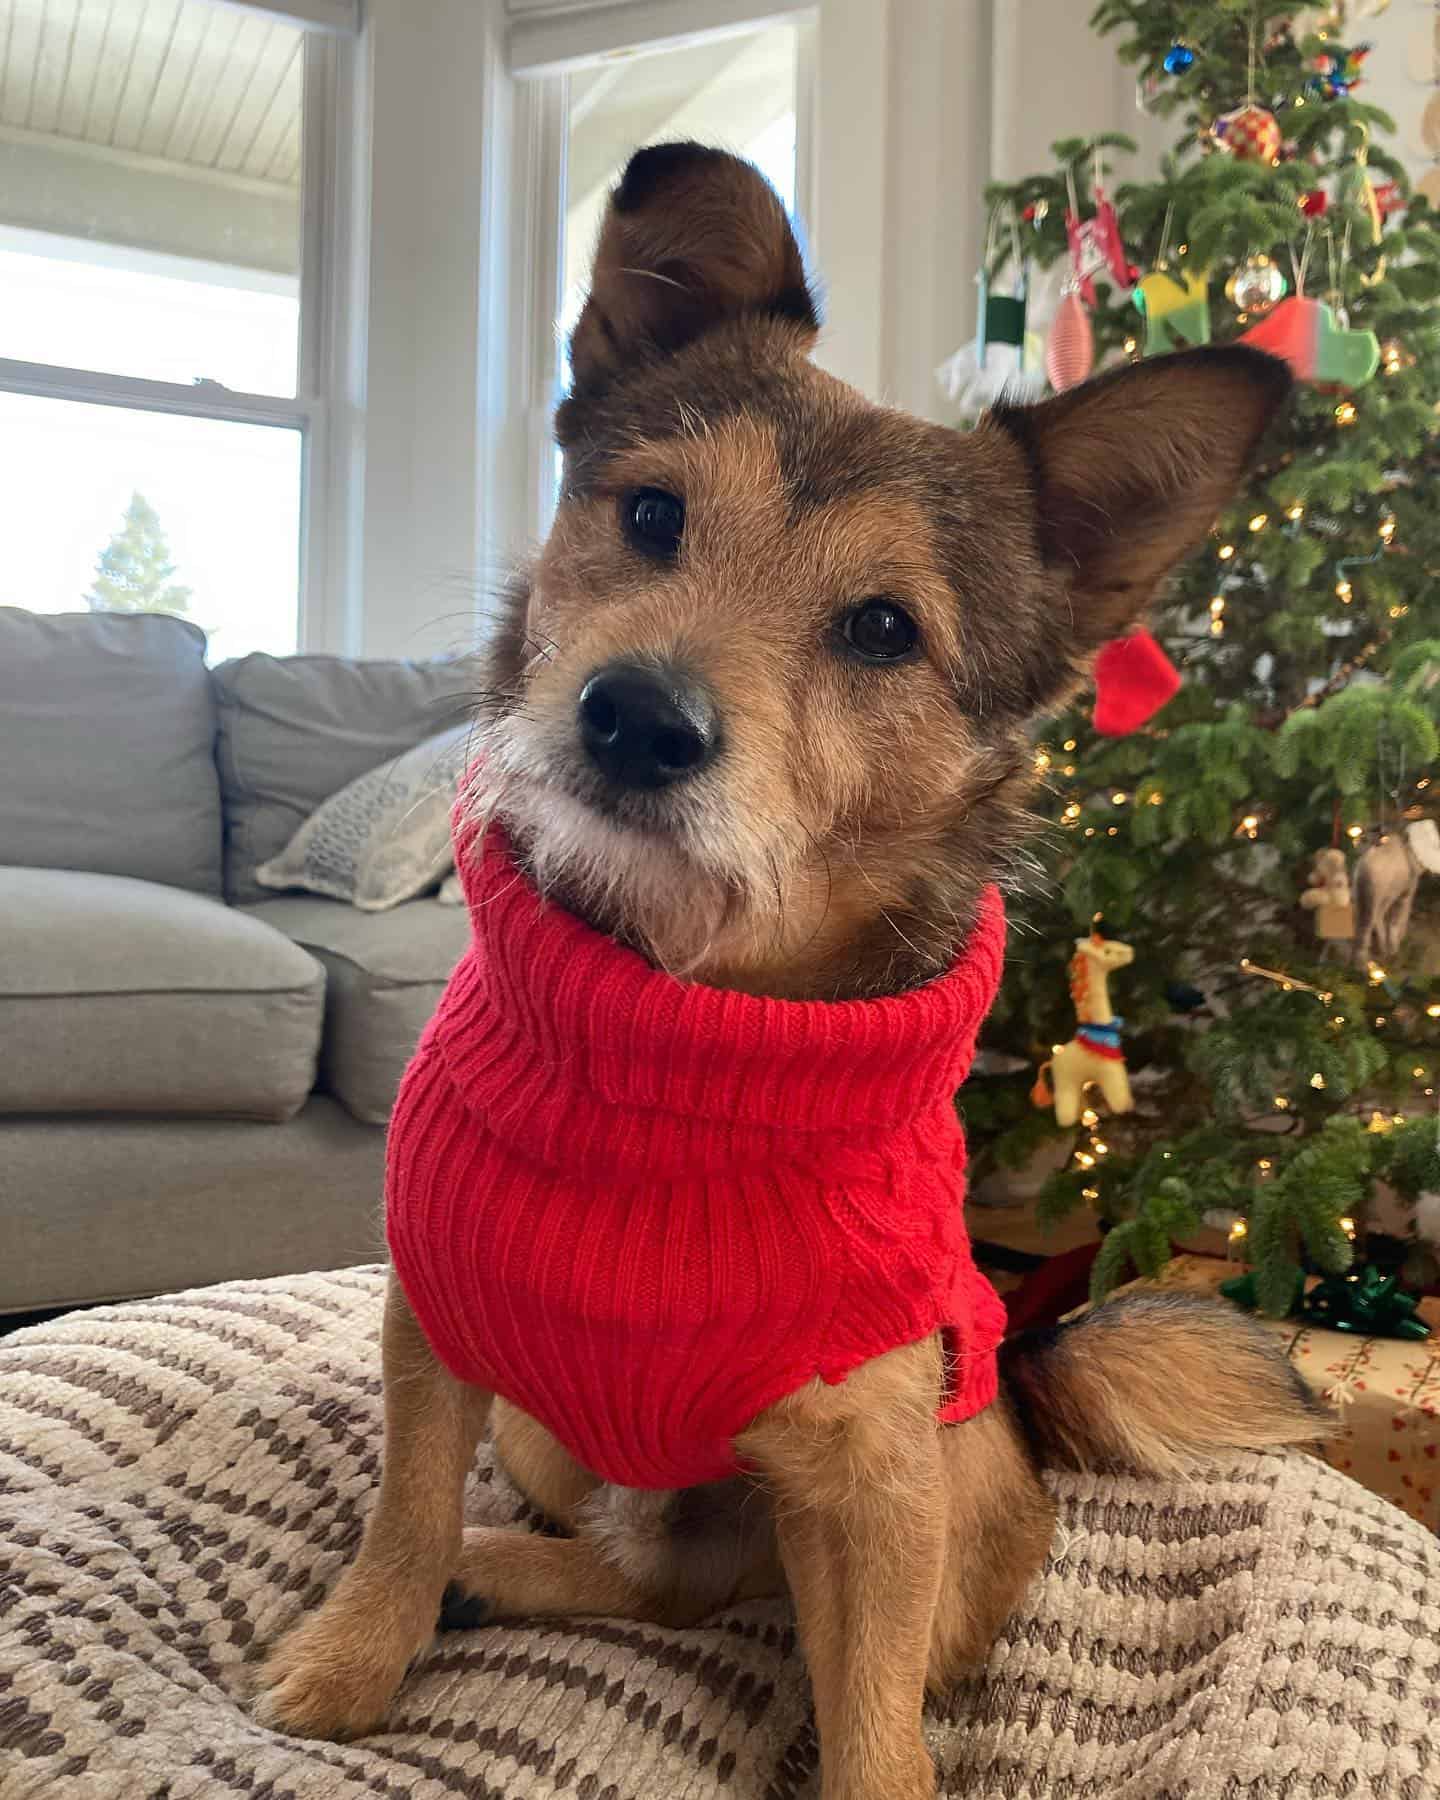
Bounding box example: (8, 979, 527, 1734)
(623, 488, 685, 559)
(840, 599, 919, 663)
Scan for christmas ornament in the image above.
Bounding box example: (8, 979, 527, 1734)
(1093, 628, 1182, 735)
(1300, 188, 1329, 218)
(1309, 43, 1370, 100)
(1354, 820, 1440, 965)
(1163, 42, 1196, 75)
(1046, 287, 1094, 392)
(1239, 296, 1379, 388)
(1225, 253, 1287, 317)
(1299, 847, 1354, 943)
(1133, 266, 1211, 354)
(1211, 102, 1282, 164)
(1030, 931, 1136, 1128)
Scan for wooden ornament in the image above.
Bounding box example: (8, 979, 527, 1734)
(1031, 932, 1136, 1127)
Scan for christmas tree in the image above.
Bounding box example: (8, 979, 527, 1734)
(86, 491, 193, 619)
(965, 0, 1440, 1319)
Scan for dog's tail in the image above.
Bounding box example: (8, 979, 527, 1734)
(1029, 1061, 1054, 1108)
(998, 1292, 1331, 1479)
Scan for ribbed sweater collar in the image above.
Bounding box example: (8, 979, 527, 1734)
(443, 819, 1006, 1139)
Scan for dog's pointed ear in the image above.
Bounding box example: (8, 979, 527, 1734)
(566, 141, 818, 396)
(985, 347, 1292, 684)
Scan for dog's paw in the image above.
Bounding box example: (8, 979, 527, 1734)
(250, 1606, 415, 1741)
(437, 1580, 492, 1633)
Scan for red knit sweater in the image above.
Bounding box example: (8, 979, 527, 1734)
(385, 818, 1009, 1491)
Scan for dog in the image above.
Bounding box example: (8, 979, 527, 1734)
(254, 144, 1325, 1800)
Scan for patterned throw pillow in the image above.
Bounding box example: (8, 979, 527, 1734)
(254, 725, 474, 910)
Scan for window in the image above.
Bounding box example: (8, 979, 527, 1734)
(560, 24, 802, 350)
(0, 0, 348, 660)
(502, 14, 810, 540)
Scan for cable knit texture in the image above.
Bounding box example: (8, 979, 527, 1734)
(385, 814, 1009, 1490)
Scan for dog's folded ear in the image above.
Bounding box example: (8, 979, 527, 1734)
(985, 346, 1292, 674)
(566, 141, 818, 397)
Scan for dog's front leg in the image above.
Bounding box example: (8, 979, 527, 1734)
(252, 1271, 491, 1738)
(736, 1338, 947, 1800)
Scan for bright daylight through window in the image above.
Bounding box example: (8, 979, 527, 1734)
(557, 22, 800, 410)
(0, 0, 310, 658)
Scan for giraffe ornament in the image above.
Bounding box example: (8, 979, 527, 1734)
(1031, 930, 1137, 1127)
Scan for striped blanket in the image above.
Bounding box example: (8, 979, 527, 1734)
(2, 1265, 1437, 1798)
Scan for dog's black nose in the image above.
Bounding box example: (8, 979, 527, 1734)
(578, 663, 719, 791)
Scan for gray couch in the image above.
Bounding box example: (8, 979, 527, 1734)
(0, 607, 477, 1315)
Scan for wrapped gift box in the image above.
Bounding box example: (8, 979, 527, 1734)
(1103, 1254, 1440, 1534)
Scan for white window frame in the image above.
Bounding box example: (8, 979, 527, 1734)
(494, 1, 818, 554)
(0, 5, 360, 654)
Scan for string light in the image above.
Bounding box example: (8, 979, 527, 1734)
(1413, 1066, 1427, 1079)
(1248, 512, 1269, 532)
(1085, 826, 1097, 837)
(1335, 400, 1358, 426)
(1111, 791, 1128, 806)
(1063, 739, 1077, 752)
(1210, 596, 1226, 616)
(1034, 748, 1053, 773)
(1217, 543, 1236, 561)
(1229, 1218, 1248, 1240)
(1148, 791, 1164, 806)
(1339, 1216, 1356, 1238)
(1335, 578, 1353, 603)
(1427, 1004, 1440, 1019)
(1082, 1186, 1100, 1201)
(1080, 1108, 1099, 1128)
(1367, 1110, 1393, 1133)
(1107, 826, 1119, 836)
(1274, 1095, 1291, 1111)
(1346, 823, 1363, 840)
(1062, 802, 1082, 823)
(1075, 1150, 1097, 1169)
(1378, 515, 1396, 544)
(1285, 503, 1305, 522)
(1310, 1071, 1326, 1089)
(1368, 962, 1387, 984)
(1388, 604, 1409, 619)
(1256, 1158, 1272, 1172)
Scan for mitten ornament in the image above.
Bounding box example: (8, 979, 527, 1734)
(1240, 296, 1379, 388)
(1093, 629, 1182, 735)
(1133, 266, 1211, 354)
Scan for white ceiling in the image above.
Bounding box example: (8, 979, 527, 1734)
(0, 0, 303, 186)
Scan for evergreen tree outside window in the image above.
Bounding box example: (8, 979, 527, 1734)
(86, 493, 193, 621)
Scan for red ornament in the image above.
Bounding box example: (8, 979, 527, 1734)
(1212, 103, 1282, 165)
(1301, 188, 1329, 217)
(1022, 202, 1037, 222)
(1093, 629, 1181, 736)
(1046, 289, 1095, 392)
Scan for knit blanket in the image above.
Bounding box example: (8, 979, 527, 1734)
(1, 1267, 1436, 1799)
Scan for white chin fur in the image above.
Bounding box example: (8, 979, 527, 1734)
(461, 741, 754, 976)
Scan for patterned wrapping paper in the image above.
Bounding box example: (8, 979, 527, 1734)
(1116, 1253, 1440, 1533)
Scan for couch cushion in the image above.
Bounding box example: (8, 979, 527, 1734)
(0, 867, 324, 1120)
(239, 894, 468, 1124)
(0, 607, 222, 895)
(213, 652, 480, 905)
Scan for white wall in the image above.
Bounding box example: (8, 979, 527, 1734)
(346, 0, 1435, 658)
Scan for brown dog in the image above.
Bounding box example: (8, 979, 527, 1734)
(254, 145, 1325, 1799)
